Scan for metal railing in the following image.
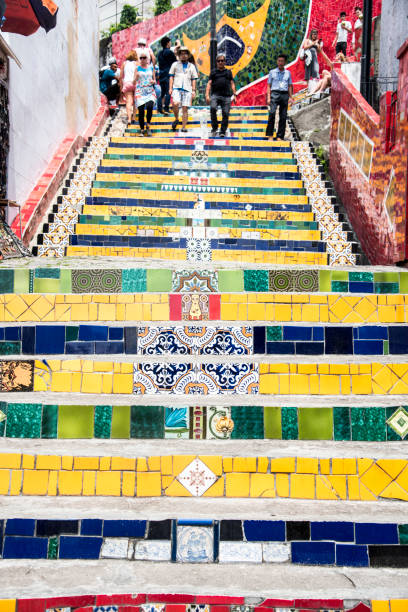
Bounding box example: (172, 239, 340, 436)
(361, 76, 399, 113)
(99, 0, 147, 28)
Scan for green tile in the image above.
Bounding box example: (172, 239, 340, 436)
(400, 272, 408, 294)
(60, 269, 72, 293)
(349, 272, 373, 282)
(331, 281, 348, 292)
(373, 272, 399, 283)
(386, 406, 402, 440)
(94, 405, 112, 438)
(350, 407, 386, 441)
(398, 524, 408, 544)
(6, 403, 42, 438)
(218, 270, 244, 292)
(375, 282, 399, 294)
(14, 269, 29, 293)
(0, 402, 7, 436)
(267, 326, 282, 341)
(65, 326, 79, 342)
(48, 537, 58, 559)
(318, 270, 331, 292)
(131, 405, 164, 438)
(35, 268, 60, 279)
(298, 407, 333, 440)
(146, 269, 172, 292)
(33, 278, 61, 293)
(384, 340, 389, 355)
(281, 406, 298, 439)
(122, 269, 147, 292)
(333, 406, 351, 440)
(58, 406, 94, 438)
(41, 405, 58, 438)
(243, 270, 269, 292)
(331, 271, 348, 281)
(231, 406, 263, 439)
(264, 406, 281, 438)
(0, 342, 20, 355)
(0, 270, 14, 293)
(111, 405, 131, 438)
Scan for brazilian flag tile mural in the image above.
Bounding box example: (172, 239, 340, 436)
(149, 0, 309, 104)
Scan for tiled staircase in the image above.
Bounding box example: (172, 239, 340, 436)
(0, 107, 407, 609)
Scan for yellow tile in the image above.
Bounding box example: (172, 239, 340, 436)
(358, 458, 374, 474)
(225, 472, 250, 497)
(82, 471, 96, 495)
(0, 454, 21, 469)
(50, 372, 72, 393)
(289, 374, 309, 394)
(82, 373, 103, 394)
(22, 469, 49, 495)
(113, 373, 133, 394)
(327, 475, 347, 499)
(371, 603, 389, 612)
(172, 455, 195, 475)
(61, 456, 73, 470)
(122, 471, 136, 496)
(270, 457, 295, 472)
(0, 469, 9, 494)
(22, 455, 35, 469)
(37, 455, 61, 470)
(351, 374, 372, 394)
(152, 303, 169, 320)
(161, 456, 172, 475)
(111, 457, 136, 471)
(9, 470, 22, 495)
(148, 456, 161, 471)
(347, 475, 361, 500)
(0, 601, 16, 612)
(165, 478, 192, 496)
(359, 464, 392, 496)
(99, 304, 116, 320)
(259, 373, 279, 394)
(121, 363, 134, 373)
(137, 472, 162, 496)
(290, 474, 315, 499)
(275, 473, 289, 497)
(58, 470, 83, 495)
(258, 457, 269, 473)
(380, 481, 408, 501)
(96, 471, 121, 496)
(200, 456, 223, 475)
(74, 456, 99, 470)
(233, 457, 257, 472)
(202, 477, 224, 497)
(223, 457, 233, 472)
(316, 475, 337, 500)
(297, 458, 318, 474)
(137, 457, 148, 471)
(320, 375, 340, 394)
(250, 473, 275, 497)
(320, 459, 330, 474)
(332, 458, 356, 475)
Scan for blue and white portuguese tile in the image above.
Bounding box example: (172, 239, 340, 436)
(176, 525, 214, 563)
(164, 407, 190, 438)
(133, 363, 259, 394)
(134, 540, 172, 561)
(100, 538, 132, 559)
(94, 607, 118, 612)
(219, 542, 263, 564)
(137, 327, 253, 355)
(262, 542, 291, 563)
(172, 269, 218, 293)
(141, 604, 165, 612)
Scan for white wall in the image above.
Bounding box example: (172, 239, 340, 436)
(378, 0, 408, 85)
(3, 0, 100, 205)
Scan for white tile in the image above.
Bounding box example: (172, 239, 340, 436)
(263, 542, 291, 563)
(134, 540, 171, 561)
(177, 525, 213, 563)
(100, 538, 130, 559)
(219, 542, 262, 563)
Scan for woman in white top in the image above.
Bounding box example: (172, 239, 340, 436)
(120, 50, 138, 124)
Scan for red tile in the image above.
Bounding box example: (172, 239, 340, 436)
(169, 294, 182, 320)
(166, 606, 187, 612)
(96, 594, 146, 605)
(46, 596, 94, 607)
(119, 607, 140, 612)
(209, 606, 230, 612)
(147, 595, 195, 603)
(17, 600, 47, 612)
(294, 600, 343, 609)
(209, 295, 221, 320)
(196, 597, 245, 605)
(261, 601, 294, 607)
(346, 604, 370, 612)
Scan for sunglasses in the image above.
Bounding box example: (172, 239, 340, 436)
(140, 56, 148, 59)
(217, 59, 225, 62)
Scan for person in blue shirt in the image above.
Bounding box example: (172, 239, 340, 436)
(265, 53, 295, 141)
(100, 59, 120, 103)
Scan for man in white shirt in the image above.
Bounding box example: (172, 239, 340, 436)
(332, 11, 352, 57)
(169, 47, 198, 132)
(134, 37, 156, 65)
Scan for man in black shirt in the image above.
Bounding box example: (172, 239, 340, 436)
(158, 36, 177, 115)
(205, 54, 236, 137)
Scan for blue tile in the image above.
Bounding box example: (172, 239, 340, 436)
(357, 326, 388, 340)
(389, 327, 408, 354)
(5, 327, 20, 341)
(283, 327, 312, 341)
(311, 521, 354, 542)
(81, 519, 103, 536)
(253, 327, 266, 354)
(22, 327, 35, 354)
(36, 520, 78, 536)
(177, 519, 213, 526)
(295, 342, 324, 355)
(95, 341, 124, 354)
(312, 327, 324, 341)
(3, 536, 48, 559)
(0, 328, 4, 340)
(291, 541, 335, 565)
(59, 536, 102, 559)
(349, 282, 374, 293)
(354, 340, 383, 355)
(78, 325, 108, 341)
(325, 327, 353, 354)
(336, 544, 369, 567)
(5, 519, 35, 536)
(243, 520, 285, 541)
(66, 341, 94, 354)
(124, 327, 138, 353)
(266, 341, 295, 354)
(109, 327, 123, 340)
(35, 325, 65, 354)
(103, 520, 146, 537)
(355, 523, 399, 544)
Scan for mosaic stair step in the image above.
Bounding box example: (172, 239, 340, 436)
(84, 195, 311, 210)
(110, 137, 292, 150)
(1, 323, 407, 357)
(1, 403, 407, 441)
(1, 517, 408, 567)
(0, 450, 407, 501)
(105, 147, 295, 161)
(97, 165, 302, 180)
(102, 156, 298, 168)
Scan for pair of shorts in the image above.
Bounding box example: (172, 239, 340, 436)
(335, 41, 347, 56)
(172, 88, 192, 107)
(122, 82, 135, 94)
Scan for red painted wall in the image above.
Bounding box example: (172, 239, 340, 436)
(329, 44, 408, 264)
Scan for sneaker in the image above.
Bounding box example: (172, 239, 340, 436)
(210, 130, 217, 138)
(219, 132, 226, 138)
(145, 127, 152, 137)
(137, 129, 144, 136)
(163, 111, 170, 116)
(181, 128, 188, 133)
(172, 120, 179, 131)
